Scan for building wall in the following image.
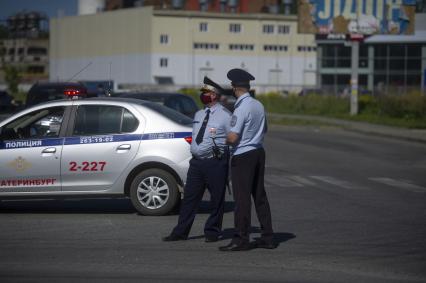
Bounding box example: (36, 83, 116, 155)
(50, 6, 316, 91)
(50, 7, 153, 82)
(316, 13, 426, 95)
(50, 7, 152, 58)
(0, 38, 49, 83)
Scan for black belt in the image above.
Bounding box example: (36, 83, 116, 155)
(192, 154, 215, 160)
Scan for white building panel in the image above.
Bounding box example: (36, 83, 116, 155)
(50, 54, 152, 87)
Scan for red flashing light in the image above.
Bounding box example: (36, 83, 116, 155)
(184, 136, 192, 144)
(64, 88, 86, 97)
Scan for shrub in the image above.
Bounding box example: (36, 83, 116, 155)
(358, 95, 379, 114)
(258, 94, 349, 115)
(377, 93, 426, 119)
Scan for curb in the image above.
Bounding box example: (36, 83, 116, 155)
(268, 113, 426, 144)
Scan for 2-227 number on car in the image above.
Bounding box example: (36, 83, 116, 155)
(69, 161, 107, 172)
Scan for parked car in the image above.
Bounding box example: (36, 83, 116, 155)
(0, 96, 193, 215)
(0, 91, 18, 113)
(80, 80, 114, 97)
(26, 82, 89, 107)
(114, 92, 199, 118)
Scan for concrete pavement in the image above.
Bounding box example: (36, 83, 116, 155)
(268, 113, 426, 144)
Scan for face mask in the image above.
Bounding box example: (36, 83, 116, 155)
(231, 88, 237, 98)
(200, 93, 213, 105)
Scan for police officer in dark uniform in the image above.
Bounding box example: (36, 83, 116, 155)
(163, 76, 231, 243)
(219, 68, 275, 251)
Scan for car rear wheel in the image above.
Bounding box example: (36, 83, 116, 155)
(129, 168, 180, 216)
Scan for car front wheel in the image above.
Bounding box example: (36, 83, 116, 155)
(129, 168, 180, 216)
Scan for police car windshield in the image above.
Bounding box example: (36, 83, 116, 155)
(143, 102, 193, 126)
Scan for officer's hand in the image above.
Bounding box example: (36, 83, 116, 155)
(226, 132, 239, 144)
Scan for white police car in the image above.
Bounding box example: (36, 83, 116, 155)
(0, 95, 193, 215)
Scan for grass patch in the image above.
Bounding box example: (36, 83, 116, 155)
(258, 92, 426, 129)
(259, 92, 349, 115)
(177, 89, 426, 129)
(268, 116, 335, 127)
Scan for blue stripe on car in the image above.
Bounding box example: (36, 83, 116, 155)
(0, 132, 192, 150)
(0, 138, 63, 150)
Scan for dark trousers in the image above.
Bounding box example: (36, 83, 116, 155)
(172, 156, 228, 238)
(231, 148, 273, 244)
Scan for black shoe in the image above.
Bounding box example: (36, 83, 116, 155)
(205, 235, 219, 243)
(218, 241, 252, 251)
(254, 239, 277, 249)
(162, 234, 187, 242)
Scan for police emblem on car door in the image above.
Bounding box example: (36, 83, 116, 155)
(0, 106, 66, 192)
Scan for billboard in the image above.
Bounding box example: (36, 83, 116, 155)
(298, 0, 416, 35)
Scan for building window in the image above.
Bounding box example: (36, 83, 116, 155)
(27, 47, 47, 55)
(160, 34, 169, 44)
(298, 46, 317, 52)
(229, 44, 254, 51)
(278, 25, 290, 34)
(160, 58, 168, 67)
(27, 66, 45, 73)
(193, 42, 219, 50)
(199, 22, 208, 32)
(200, 2, 208, 11)
(229, 23, 241, 33)
(154, 76, 174, 85)
(263, 24, 274, 34)
(264, 45, 288, 52)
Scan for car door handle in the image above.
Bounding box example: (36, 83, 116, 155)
(117, 144, 131, 151)
(42, 147, 56, 154)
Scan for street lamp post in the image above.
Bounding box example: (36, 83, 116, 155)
(350, 40, 359, 115)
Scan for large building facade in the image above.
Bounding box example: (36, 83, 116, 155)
(315, 14, 426, 95)
(50, 6, 316, 92)
(0, 12, 49, 85)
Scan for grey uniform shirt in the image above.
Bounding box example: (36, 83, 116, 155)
(229, 93, 267, 156)
(190, 103, 232, 159)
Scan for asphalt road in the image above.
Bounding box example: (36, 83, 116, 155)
(0, 125, 425, 282)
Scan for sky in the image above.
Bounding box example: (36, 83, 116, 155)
(0, 0, 77, 21)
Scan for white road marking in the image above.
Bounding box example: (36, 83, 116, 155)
(369, 177, 426, 193)
(266, 175, 303, 187)
(287, 175, 317, 186)
(310, 176, 366, 190)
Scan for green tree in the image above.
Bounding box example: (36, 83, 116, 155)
(4, 65, 21, 96)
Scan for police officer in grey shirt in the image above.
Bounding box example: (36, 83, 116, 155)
(219, 68, 275, 251)
(163, 76, 231, 243)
